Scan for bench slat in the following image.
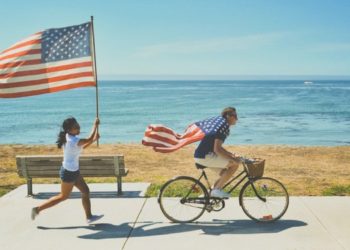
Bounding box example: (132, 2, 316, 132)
(22, 172, 128, 178)
(24, 159, 115, 164)
(27, 169, 118, 176)
(22, 165, 118, 170)
(24, 162, 116, 167)
(19, 169, 128, 177)
(25, 158, 114, 166)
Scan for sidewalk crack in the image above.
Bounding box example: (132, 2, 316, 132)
(122, 198, 148, 250)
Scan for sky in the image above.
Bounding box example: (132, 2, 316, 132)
(1, 0, 350, 79)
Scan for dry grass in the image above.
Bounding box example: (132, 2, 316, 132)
(1, 144, 350, 196)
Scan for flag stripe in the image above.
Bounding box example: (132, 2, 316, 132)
(0, 49, 41, 61)
(181, 125, 202, 139)
(153, 136, 205, 153)
(146, 125, 181, 138)
(0, 43, 41, 58)
(142, 141, 172, 149)
(0, 76, 95, 94)
(0, 72, 94, 88)
(0, 61, 92, 79)
(0, 59, 42, 70)
(142, 124, 205, 153)
(1, 33, 41, 54)
(0, 81, 95, 98)
(144, 133, 178, 145)
(0, 54, 41, 64)
(1, 57, 91, 72)
(145, 127, 180, 141)
(0, 67, 92, 84)
(142, 137, 174, 148)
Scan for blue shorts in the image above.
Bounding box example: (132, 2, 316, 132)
(60, 166, 80, 183)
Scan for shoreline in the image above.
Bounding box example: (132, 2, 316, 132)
(1, 144, 350, 197)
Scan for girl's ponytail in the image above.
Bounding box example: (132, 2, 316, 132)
(56, 117, 77, 148)
(56, 130, 66, 148)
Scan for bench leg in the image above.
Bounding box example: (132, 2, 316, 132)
(27, 178, 33, 197)
(117, 176, 122, 196)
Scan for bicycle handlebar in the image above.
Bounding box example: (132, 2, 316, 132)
(239, 157, 255, 164)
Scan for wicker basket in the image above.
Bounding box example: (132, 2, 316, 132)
(246, 159, 265, 178)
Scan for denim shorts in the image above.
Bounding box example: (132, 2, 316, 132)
(59, 166, 80, 183)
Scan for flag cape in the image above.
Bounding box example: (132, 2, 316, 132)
(142, 116, 229, 153)
(142, 123, 205, 153)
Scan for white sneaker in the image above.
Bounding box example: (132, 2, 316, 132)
(210, 189, 230, 198)
(86, 214, 104, 224)
(31, 207, 39, 220)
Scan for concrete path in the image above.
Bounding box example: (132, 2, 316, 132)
(0, 184, 349, 250)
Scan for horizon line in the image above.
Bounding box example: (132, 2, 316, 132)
(99, 74, 350, 81)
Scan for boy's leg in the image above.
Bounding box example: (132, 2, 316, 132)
(213, 161, 239, 189)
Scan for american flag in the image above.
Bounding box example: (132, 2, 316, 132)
(142, 116, 229, 153)
(0, 22, 95, 98)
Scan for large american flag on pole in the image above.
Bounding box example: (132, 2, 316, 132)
(0, 22, 95, 98)
(142, 116, 230, 153)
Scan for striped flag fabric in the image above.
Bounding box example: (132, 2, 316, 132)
(142, 123, 205, 153)
(0, 22, 95, 98)
(142, 116, 229, 153)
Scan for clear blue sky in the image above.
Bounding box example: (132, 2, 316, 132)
(1, 0, 350, 79)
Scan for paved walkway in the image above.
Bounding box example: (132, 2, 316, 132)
(0, 184, 349, 250)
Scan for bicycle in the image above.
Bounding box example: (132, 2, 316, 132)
(158, 157, 289, 223)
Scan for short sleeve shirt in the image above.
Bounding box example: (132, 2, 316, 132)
(62, 134, 82, 171)
(194, 116, 230, 158)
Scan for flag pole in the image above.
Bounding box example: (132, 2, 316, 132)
(90, 16, 100, 146)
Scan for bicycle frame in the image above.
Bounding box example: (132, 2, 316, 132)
(195, 162, 267, 203)
(196, 168, 248, 194)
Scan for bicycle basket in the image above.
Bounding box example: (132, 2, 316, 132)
(246, 159, 265, 178)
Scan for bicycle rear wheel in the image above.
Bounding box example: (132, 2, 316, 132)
(158, 176, 209, 223)
(240, 177, 289, 222)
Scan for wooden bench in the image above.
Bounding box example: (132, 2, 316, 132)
(16, 155, 128, 196)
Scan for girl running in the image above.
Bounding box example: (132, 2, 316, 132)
(31, 117, 103, 224)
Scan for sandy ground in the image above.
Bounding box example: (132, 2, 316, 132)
(1, 144, 350, 196)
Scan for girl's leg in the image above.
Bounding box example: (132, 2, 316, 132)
(74, 175, 92, 219)
(37, 181, 74, 213)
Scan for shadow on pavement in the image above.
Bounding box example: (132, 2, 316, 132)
(37, 219, 307, 239)
(32, 191, 142, 199)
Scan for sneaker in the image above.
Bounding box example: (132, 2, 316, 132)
(31, 207, 39, 220)
(210, 189, 231, 198)
(86, 214, 104, 224)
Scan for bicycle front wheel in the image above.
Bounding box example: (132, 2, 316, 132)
(158, 176, 209, 223)
(240, 177, 289, 222)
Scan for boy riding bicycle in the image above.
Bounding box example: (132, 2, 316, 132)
(194, 107, 241, 198)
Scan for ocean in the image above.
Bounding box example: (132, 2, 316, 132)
(1, 80, 350, 145)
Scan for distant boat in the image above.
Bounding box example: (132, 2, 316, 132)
(304, 81, 313, 85)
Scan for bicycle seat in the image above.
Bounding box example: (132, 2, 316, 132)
(195, 163, 207, 169)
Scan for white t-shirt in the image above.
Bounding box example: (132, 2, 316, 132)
(62, 134, 82, 171)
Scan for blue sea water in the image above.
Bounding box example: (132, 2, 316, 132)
(1, 80, 350, 145)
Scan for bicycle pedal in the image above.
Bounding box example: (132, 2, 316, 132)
(206, 206, 213, 212)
